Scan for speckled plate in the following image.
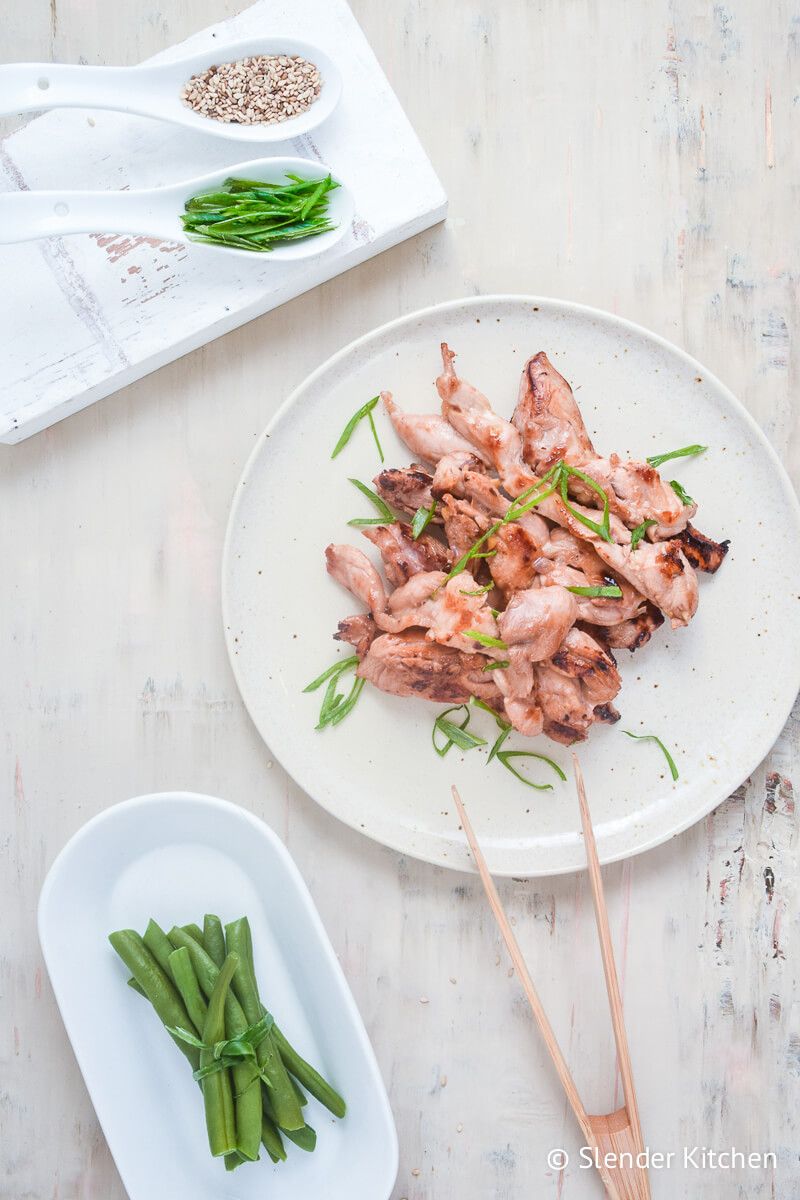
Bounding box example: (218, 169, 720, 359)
(222, 295, 800, 876)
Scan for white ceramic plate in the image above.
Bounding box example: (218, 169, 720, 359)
(38, 792, 398, 1200)
(222, 295, 800, 876)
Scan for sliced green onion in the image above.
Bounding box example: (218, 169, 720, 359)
(669, 479, 694, 507)
(567, 584, 622, 598)
(444, 521, 502, 582)
(630, 519, 657, 550)
(459, 582, 494, 597)
(411, 500, 437, 539)
(469, 697, 511, 730)
(482, 660, 510, 671)
(487, 727, 512, 762)
(463, 631, 507, 650)
(326, 676, 366, 727)
(646, 444, 707, 469)
(432, 705, 484, 757)
(496, 750, 567, 790)
(366, 409, 385, 464)
(303, 656, 360, 693)
(623, 730, 679, 780)
(559, 463, 612, 543)
(306, 655, 366, 730)
(331, 396, 382, 461)
(347, 478, 396, 527)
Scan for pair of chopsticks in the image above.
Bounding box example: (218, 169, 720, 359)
(452, 755, 651, 1200)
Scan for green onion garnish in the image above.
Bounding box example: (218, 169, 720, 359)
(411, 500, 437, 539)
(559, 463, 612, 543)
(303, 655, 360, 692)
(331, 396, 384, 463)
(623, 730, 679, 780)
(496, 750, 567, 790)
(482, 659, 510, 671)
(487, 727, 512, 762)
(646, 444, 707, 469)
(567, 584, 623, 598)
(181, 173, 340, 254)
(463, 631, 507, 650)
(459, 582, 494, 597)
(630, 519, 657, 550)
(432, 705, 487, 757)
(305, 655, 366, 730)
(347, 478, 396, 527)
(669, 480, 694, 507)
(470, 697, 511, 729)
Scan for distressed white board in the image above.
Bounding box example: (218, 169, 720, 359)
(0, 0, 446, 442)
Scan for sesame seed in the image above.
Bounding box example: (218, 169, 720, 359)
(181, 54, 322, 125)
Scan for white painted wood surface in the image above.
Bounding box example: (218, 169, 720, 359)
(0, 0, 446, 442)
(1, 2, 798, 1198)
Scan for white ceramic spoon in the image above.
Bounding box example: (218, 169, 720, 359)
(0, 156, 354, 262)
(0, 37, 342, 143)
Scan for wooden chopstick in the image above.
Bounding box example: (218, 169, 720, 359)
(451, 784, 595, 1147)
(572, 755, 651, 1199)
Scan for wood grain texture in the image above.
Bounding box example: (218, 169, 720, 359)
(1, 1, 798, 1198)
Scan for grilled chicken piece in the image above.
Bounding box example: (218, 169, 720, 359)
(375, 570, 502, 653)
(490, 522, 543, 593)
(335, 613, 377, 657)
(373, 465, 437, 517)
(436, 343, 493, 413)
(325, 544, 387, 613)
(513, 354, 697, 540)
(579, 454, 695, 540)
(382, 391, 491, 466)
(357, 631, 502, 704)
(439, 494, 493, 561)
(513, 352, 595, 470)
(592, 537, 697, 629)
(498, 586, 578, 662)
(600, 603, 665, 651)
(550, 628, 621, 706)
(534, 528, 645, 621)
(437, 344, 531, 490)
(503, 697, 545, 737)
(431, 450, 486, 497)
(674, 523, 730, 574)
(361, 522, 451, 586)
(534, 663, 598, 744)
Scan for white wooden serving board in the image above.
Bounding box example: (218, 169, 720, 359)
(0, 0, 447, 443)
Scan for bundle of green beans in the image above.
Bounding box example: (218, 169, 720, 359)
(109, 914, 346, 1171)
(180, 174, 339, 252)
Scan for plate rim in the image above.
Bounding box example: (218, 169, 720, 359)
(221, 293, 800, 876)
(38, 789, 400, 1199)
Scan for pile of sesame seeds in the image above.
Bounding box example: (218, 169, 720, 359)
(181, 54, 322, 125)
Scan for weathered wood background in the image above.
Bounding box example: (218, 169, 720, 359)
(1, 2, 798, 1198)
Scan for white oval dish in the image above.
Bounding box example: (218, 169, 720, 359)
(222, 295, 800, 877)
(0, 155, 353, 262)
(38, 791, 398, 1200)
(0, 37, 342, 143)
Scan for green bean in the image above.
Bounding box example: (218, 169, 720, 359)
(225, 918, 304, 1132)
(203, 914, 226, 968)
(167, 927, 285, 1148)
(224, 1152, 243, 1171)
(273, 1026, 347, 1119)
(200, 952, 238, 1158)
(168, 947, 208, 1035)
(262, 1084, 316, 1152)
(108, 930, 200, 1070)
(143, 919, 175, 977)
(260, 1114, 287, 1163)
(291, 1076, 308, 1107)
(182, 923, 204, 943)
(126, 976, 146, 998)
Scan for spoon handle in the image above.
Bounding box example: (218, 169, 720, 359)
(0, 189, 168, 244)
(0, 63, 156, 117)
